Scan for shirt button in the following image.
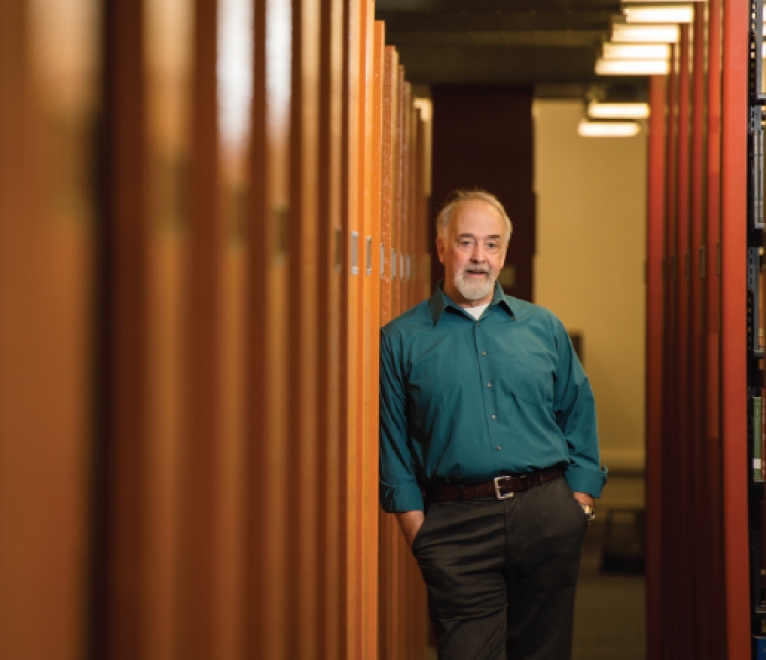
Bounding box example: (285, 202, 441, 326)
(487, 382, 492, 388)
(482, 351, 487, 357)
(491, 414, 496, 419)
(476, 323, 480, 327)
(496, 446, 502, 451)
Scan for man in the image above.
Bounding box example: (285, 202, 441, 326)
(379, 189, 606, 660)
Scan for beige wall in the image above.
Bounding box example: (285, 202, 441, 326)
(532, 100, 646, 472)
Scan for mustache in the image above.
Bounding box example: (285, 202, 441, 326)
(461, 265, 490, 274)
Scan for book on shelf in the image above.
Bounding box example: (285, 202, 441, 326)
(755, 396, 764, 483)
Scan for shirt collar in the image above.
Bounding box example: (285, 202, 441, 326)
(428, 280, 516, 325)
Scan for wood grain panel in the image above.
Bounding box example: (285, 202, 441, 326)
(103, 2, 152, 657)
(288, 0, 321, 656)
(377, 44, 400, 660)
(0, 2, 94, 658)
(380, 47, 398, 327)
(317, 1, 344, 657)
(178, 0, 226, 657)
(647, 0, 751, 655)
(0, 1, 437, 657)
(340, 0, 363, 654)
(247, 0, 292, 657)
(360, 17, 385, 658)
(217, 242, 246, 660)
(211, 0, 251, 655)
(673, 25, 693, 655)
(702, 0, 726, 655)
(144, 234, 185, 660)
(392, 67, 407, 318)
(416, 106, 431, 659)
(719, 0, 751, 655)
(688, 7, 708, 654)
(375, 36, 432, 660)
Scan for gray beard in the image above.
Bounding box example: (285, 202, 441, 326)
(454, 271, 495, 302)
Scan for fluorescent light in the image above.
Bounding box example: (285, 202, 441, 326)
(623, 4, 694, 23)
(596, 58, 670, 75)
(611, 22, 680, 43)
(602, 42, 671, 60)
(587, 101, 651, 119)
(578, 120, 642, 137)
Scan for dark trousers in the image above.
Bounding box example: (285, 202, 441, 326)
(411, 477, 588, 660)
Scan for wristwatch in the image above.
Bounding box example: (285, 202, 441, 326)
(581, 504, 596, 523)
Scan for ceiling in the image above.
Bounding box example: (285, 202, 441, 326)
(375, 0, 648, 101)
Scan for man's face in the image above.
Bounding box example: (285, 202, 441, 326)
(437, 200, 509, 307)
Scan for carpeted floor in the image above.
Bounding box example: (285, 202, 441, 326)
(572, 472, 646, 660)
(572, 509, 646, 660)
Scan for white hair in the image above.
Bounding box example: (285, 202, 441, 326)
(436, 189, 513, 245)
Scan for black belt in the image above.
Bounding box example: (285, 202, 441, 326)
(424, 465, 565, 502)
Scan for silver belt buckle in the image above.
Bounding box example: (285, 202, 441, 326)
(493, 476, 515, 500)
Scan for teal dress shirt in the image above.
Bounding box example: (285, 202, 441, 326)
(379, 282, 607, 513)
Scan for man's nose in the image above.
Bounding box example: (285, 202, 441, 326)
(470, 243, 487, 260)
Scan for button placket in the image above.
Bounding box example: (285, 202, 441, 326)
(474, 321, 501, 462)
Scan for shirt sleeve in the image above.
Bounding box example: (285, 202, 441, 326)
(379, 328, 424, 513)
(552, 319, 608, 498)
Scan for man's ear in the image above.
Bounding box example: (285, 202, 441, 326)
(436, 236, 446, 264)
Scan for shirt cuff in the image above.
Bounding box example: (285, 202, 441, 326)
(564, 464, 608, 498)
(380, 481, 424, 513)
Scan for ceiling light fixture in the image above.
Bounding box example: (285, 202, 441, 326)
(623, 4, 695, 23)
(595, 58, 670, 75)
(578, 120, 642, 137)
(587, 101, 651, 119)
(611, 21, 680, 43)
(602, 42, 671, 60)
